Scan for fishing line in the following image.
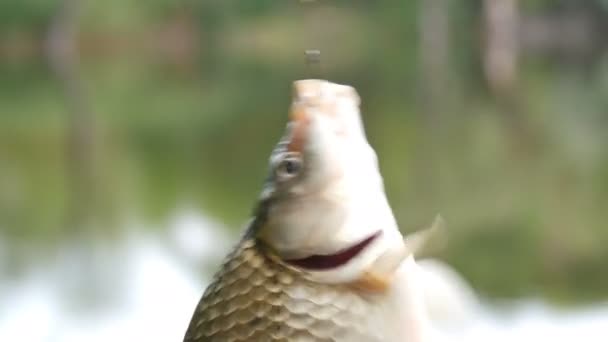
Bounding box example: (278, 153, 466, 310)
(299, 0, 323, 79)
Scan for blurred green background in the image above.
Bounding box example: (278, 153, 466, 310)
(1, 0, 607, 308)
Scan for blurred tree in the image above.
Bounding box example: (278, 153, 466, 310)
(482, 0, 519, 95)
(1, 0, 608, 304)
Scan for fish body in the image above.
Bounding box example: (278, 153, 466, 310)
(183, 80, 430, 341)
(185, 238, 379, 341)
(184, 237, 427, 342)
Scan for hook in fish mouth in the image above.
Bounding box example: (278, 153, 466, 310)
(284, 231, 382, 270)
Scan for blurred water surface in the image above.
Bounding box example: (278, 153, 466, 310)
(1, 0, 608, 340)
(1, 212, 607, 341)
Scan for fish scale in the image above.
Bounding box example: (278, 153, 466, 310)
(183, 237, 385, 342)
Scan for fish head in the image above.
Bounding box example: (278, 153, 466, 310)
(255, 79, 405, 284)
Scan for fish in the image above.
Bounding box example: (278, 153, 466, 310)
(183, 79, 433, 342)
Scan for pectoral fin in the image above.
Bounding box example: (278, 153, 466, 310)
(403, 214, 446, 258)
(353, 215, 447, 293)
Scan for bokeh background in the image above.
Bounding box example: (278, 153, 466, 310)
(1, 0, 607, 341)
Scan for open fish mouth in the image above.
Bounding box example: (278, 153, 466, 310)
(285, 231, 382, 270)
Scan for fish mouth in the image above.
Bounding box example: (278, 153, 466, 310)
(285, 231, 382, 270)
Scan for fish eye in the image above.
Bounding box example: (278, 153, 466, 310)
(276, 153, 302, 181)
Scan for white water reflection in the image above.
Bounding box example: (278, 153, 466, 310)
(0, 211, 607, 341)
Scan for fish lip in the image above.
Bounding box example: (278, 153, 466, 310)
(284, 231, 383, 271)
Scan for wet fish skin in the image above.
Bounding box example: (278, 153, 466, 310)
(183, 237, 385, 342)
(183, 79, 433, 341)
